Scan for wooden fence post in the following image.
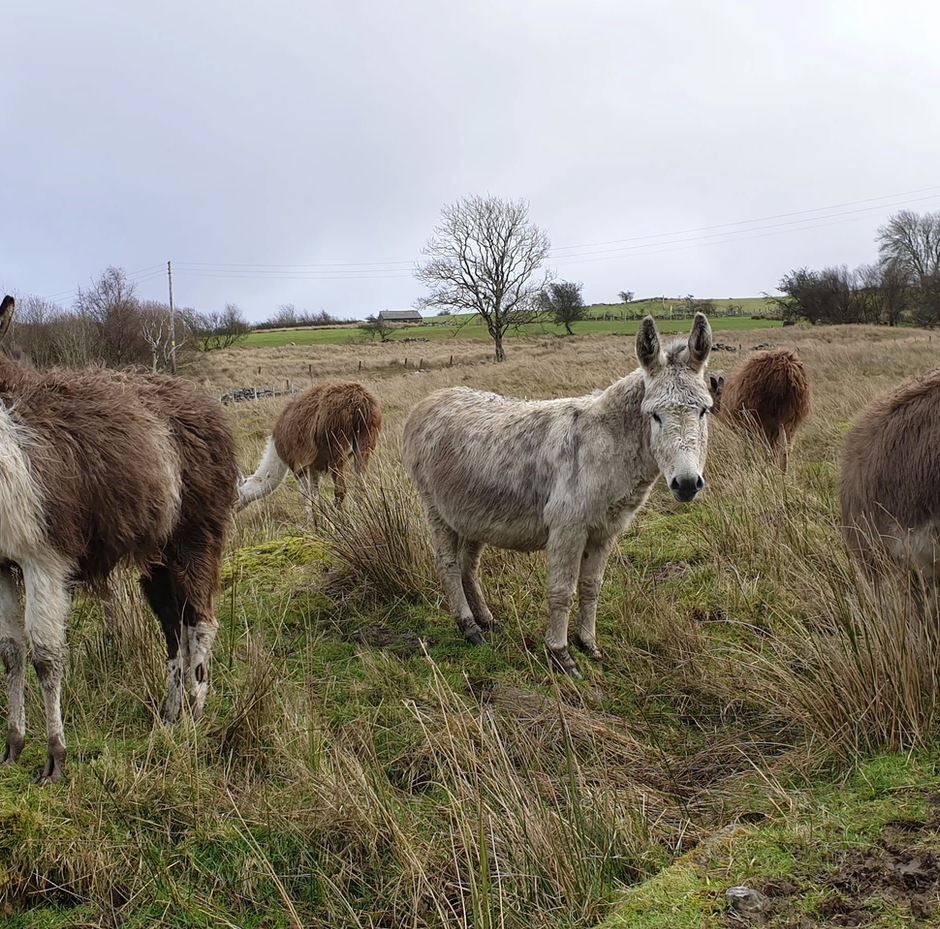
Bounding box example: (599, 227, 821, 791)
(358, 360, 362, 372)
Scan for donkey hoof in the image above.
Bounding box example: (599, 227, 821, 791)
(34, 739, 66, 785)
(548, 647, 582, 680)
(479, 616, 503, 634)
(572, 635, 605, 664)
(2, 731, 24, 765)
(465, 628, 487, 647)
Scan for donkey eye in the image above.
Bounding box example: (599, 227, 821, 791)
(652, 413, 662, 425)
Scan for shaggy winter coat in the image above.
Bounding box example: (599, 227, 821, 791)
(238, 381, 381, 514)
(711, 349, 810, 470)
(403, 313, 714, 678)
(0, 295, 238, 784)
(841, 369, 940, 575)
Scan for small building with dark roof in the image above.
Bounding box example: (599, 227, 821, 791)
(377, 309, 423, 323)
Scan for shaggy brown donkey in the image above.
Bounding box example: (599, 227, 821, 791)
(709, 349, 810, 471)
(0, 295, 238, 783)
(238, 381, 381, 516)
(841, 369, 940, 577)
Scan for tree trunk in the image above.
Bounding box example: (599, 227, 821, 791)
(494, 333, 506, 361)
(564, 322, 573, 335)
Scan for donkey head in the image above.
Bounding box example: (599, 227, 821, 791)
(0, 296, 14, 346)
(636, 312, 713, 502)
(708, 370, 725, 414)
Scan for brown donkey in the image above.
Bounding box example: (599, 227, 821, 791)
(237, 381, 381, 517)
(709, 349, 810, 471)
(841, 369, 940, 578)
(0, 295, 238, 783)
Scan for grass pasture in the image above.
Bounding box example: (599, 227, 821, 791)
(4, 322, 940, 928)
(241, 298, 780, 348)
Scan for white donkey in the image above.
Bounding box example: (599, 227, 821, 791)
(403, 313, 713, 677)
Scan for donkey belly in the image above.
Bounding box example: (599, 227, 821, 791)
(434, 497, 550, 552)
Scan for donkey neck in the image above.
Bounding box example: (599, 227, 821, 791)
(591, 369, 658, 475)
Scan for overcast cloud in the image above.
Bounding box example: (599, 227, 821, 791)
(4, 0, 940, 320)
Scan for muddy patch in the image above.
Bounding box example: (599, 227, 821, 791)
(346, 624, 428, 656)
(721, 808, 940, 927)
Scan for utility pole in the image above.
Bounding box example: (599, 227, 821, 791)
(167, 260, 177, 374)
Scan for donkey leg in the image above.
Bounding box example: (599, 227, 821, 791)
(0, 566, 26, 764)
(184, 612, 218, 719)
(776, 425, 790, 473)
(295, 469, 311, 519)
(545, 527, 588, 678)
(174, 543, 222, 719)
(460, 540, 499, 632)
(140, 564, 185, 724)
(329, 459, 348, 508)
(23, 559, 71, 785)
(426, 509, 485, 645)
(305, 467, 321, 522)
(573, 536, 616, 663)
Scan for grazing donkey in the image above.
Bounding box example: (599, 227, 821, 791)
(0, 295, 237, 783)
(403, 313, 713, 677)
(841, 369, 940, 578)
(238, 381, 381, 517)
(708, 349, 810, 472)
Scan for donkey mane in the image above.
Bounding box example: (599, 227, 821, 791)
(0, 295, 238, 783)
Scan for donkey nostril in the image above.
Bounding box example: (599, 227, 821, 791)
(695, 476, 704, 490)
(669, 477, 680, 490)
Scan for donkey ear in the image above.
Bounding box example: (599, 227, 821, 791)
(708, 373, 724, 394)
(687, 312, 712, 372)
(636, 316, 662, 375)
(0, 296, 14, 346)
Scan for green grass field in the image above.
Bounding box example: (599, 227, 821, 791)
(243, 298, 780, 348)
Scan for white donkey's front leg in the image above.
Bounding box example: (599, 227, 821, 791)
(0, 566, 25, 765)
(545, 526, 588, 678)
(574, 536, 617, 663)
(23, 558, 71, 785)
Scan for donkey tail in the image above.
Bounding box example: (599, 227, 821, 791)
(237, 437, 290, 510)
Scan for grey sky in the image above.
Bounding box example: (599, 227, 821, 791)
(5, 0, 940, 321)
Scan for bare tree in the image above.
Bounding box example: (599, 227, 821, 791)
(416, 195, 550, 361)
(857, 262, 908, 326)
(189, 303, 250, 351)
(359, 314, 393, 342)
(540, 280, 586, 335)
(878, 210, 940, 283)
(139, 301, 190, 371)
(618, 290, 634, 304)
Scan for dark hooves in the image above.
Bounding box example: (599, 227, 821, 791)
(548, 647, 583, 680)
(2, 733, 24, 765)
(34, 739, 65, 785)
(572, 635, 605, 664)
(465, 628, 487, 646)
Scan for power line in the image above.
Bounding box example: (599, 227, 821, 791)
(549, 183, 940, 252)
(170, 182, 940, 273)
(30, 181, 940, 296)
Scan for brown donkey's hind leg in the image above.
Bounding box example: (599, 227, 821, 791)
(174, 546, 222, 720)
(774, 423, 789, 473)
(141, 563, 185, 724)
